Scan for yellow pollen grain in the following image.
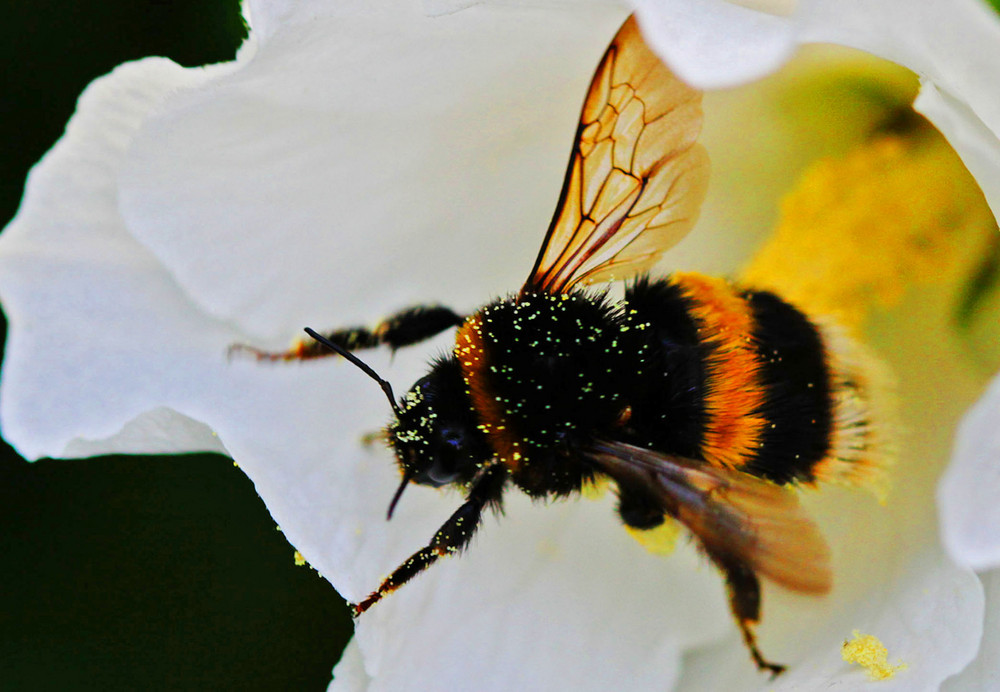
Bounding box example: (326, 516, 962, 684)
(293, 550, 307, 567)
(580, 477, 610, 499)
(741, 122, 995, 334)
(626, 520, 681, 556)
(841, 630, 907, 680)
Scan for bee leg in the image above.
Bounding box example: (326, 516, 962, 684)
(228, 304, 465, 361)
(351, 463, 507, 616)
(615, 483, 667, 530)
(707, 551, 786, 678)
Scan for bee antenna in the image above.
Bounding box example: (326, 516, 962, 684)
(303, 327, 402, 417)
(386, 467, 416, 521)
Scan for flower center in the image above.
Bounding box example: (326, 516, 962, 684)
(740, 117, 996, 334)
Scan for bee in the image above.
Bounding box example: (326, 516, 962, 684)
(238, 16, 883, 676)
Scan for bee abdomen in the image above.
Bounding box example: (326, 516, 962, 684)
(739, 289, 833, 483)
(628, 274, 883, 487)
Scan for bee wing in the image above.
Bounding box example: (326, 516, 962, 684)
(524, 16, 710, 296)
(587, 440, 832, 595)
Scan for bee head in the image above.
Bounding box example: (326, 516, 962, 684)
(386, 359, 492, 516)
(302, 329, 489, 520)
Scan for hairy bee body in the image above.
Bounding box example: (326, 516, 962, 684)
(441, 273, 858, 508)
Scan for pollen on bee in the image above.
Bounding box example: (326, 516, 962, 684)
(841, 630, 907, 680)
(580, 476, 610, 499)
(626, 520, 680, 556)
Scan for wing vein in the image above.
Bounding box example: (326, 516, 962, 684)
(524, 16, 709, 295)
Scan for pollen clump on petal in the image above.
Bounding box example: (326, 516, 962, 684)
(841, 630, 908, 680)
(741, 119, 996, 334)
(293, 550, 307, 567)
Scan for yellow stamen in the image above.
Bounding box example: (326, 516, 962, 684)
(293, 550, 307, 567)
(842, 630, 908, 680)
(741, 120, 995, 334)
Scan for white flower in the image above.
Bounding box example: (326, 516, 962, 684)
(1, 1, 998, 689)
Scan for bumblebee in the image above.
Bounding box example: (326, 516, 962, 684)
(240, 16, 883, 676)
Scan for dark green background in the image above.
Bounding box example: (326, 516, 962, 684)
(1, 2, 353, 689)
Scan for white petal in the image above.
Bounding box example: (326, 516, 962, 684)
(783, 546, 982, 691)
(0, 59, 226, 459)
(939, 373, 1000, 571)
(632, 0, 795, 89)
(916, 82, 1000, 225)
(330, 639, 370, 690)
(943, 569, 1000, 691)
(422, 0, 480, 16)
(677, 544, 983, 691)
(117, 5, 627, 340)
(61, 407, 227, 457)
(346, 493, 731, 691)
(0, 53, 414, 590)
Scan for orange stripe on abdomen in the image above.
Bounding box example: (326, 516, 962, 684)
(672, 273, 767, 469)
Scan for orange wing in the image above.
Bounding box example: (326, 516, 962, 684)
(525, 16, 710, 295)
(586, 440, 831, 595)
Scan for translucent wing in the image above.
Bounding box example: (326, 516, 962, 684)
(586, 440, 831, 595)
(525, 16, 710, 295)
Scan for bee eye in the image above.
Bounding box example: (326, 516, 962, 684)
(413, 426, 466, 485)
(441, 428, 465, 448)
(426, 464, 460, 485)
